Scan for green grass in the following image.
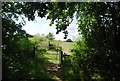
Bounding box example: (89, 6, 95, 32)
(44, 50, 60, 64)
(50, 40, 75, 55)
(59, 42, 75, 54)
(35, 39, 75, 65)
(43, 41, 75, 64)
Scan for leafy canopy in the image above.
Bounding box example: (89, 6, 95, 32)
(2, 2, 120, 80)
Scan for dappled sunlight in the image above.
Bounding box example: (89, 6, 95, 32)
(2, 2, 120, 81)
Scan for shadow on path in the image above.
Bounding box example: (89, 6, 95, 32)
(46, 62, 63, 81)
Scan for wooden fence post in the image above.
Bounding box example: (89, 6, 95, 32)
(59, 50, 63, 65)
(33, 45, 35, 58)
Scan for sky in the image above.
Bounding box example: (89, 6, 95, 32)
(22, 15, 79, 41)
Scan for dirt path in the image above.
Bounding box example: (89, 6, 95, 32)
(47, 62, 62, 81)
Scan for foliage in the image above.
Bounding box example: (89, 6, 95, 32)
(2, 2, 120, 81)
(2, 3, 48, 80)
(46, 32, 55, 40)
(2, 2, 76, 39)
(29, 34, 48, 46)
(66, 39, 73, 42)
(61, 56, 76, 81)
(59, 2, 120, 81)
(75, 2, 120, 81)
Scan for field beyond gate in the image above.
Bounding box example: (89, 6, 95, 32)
(44, 50, 60, 64)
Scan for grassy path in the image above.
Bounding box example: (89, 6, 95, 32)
(44, 50, 60, 64)
(29, 41, 75, 80)
(29, 50, 63, 80)
(44, 50, 63, 81)
(47, 62, 62, 81)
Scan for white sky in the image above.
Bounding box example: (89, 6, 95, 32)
(22, 16, 79, 41)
